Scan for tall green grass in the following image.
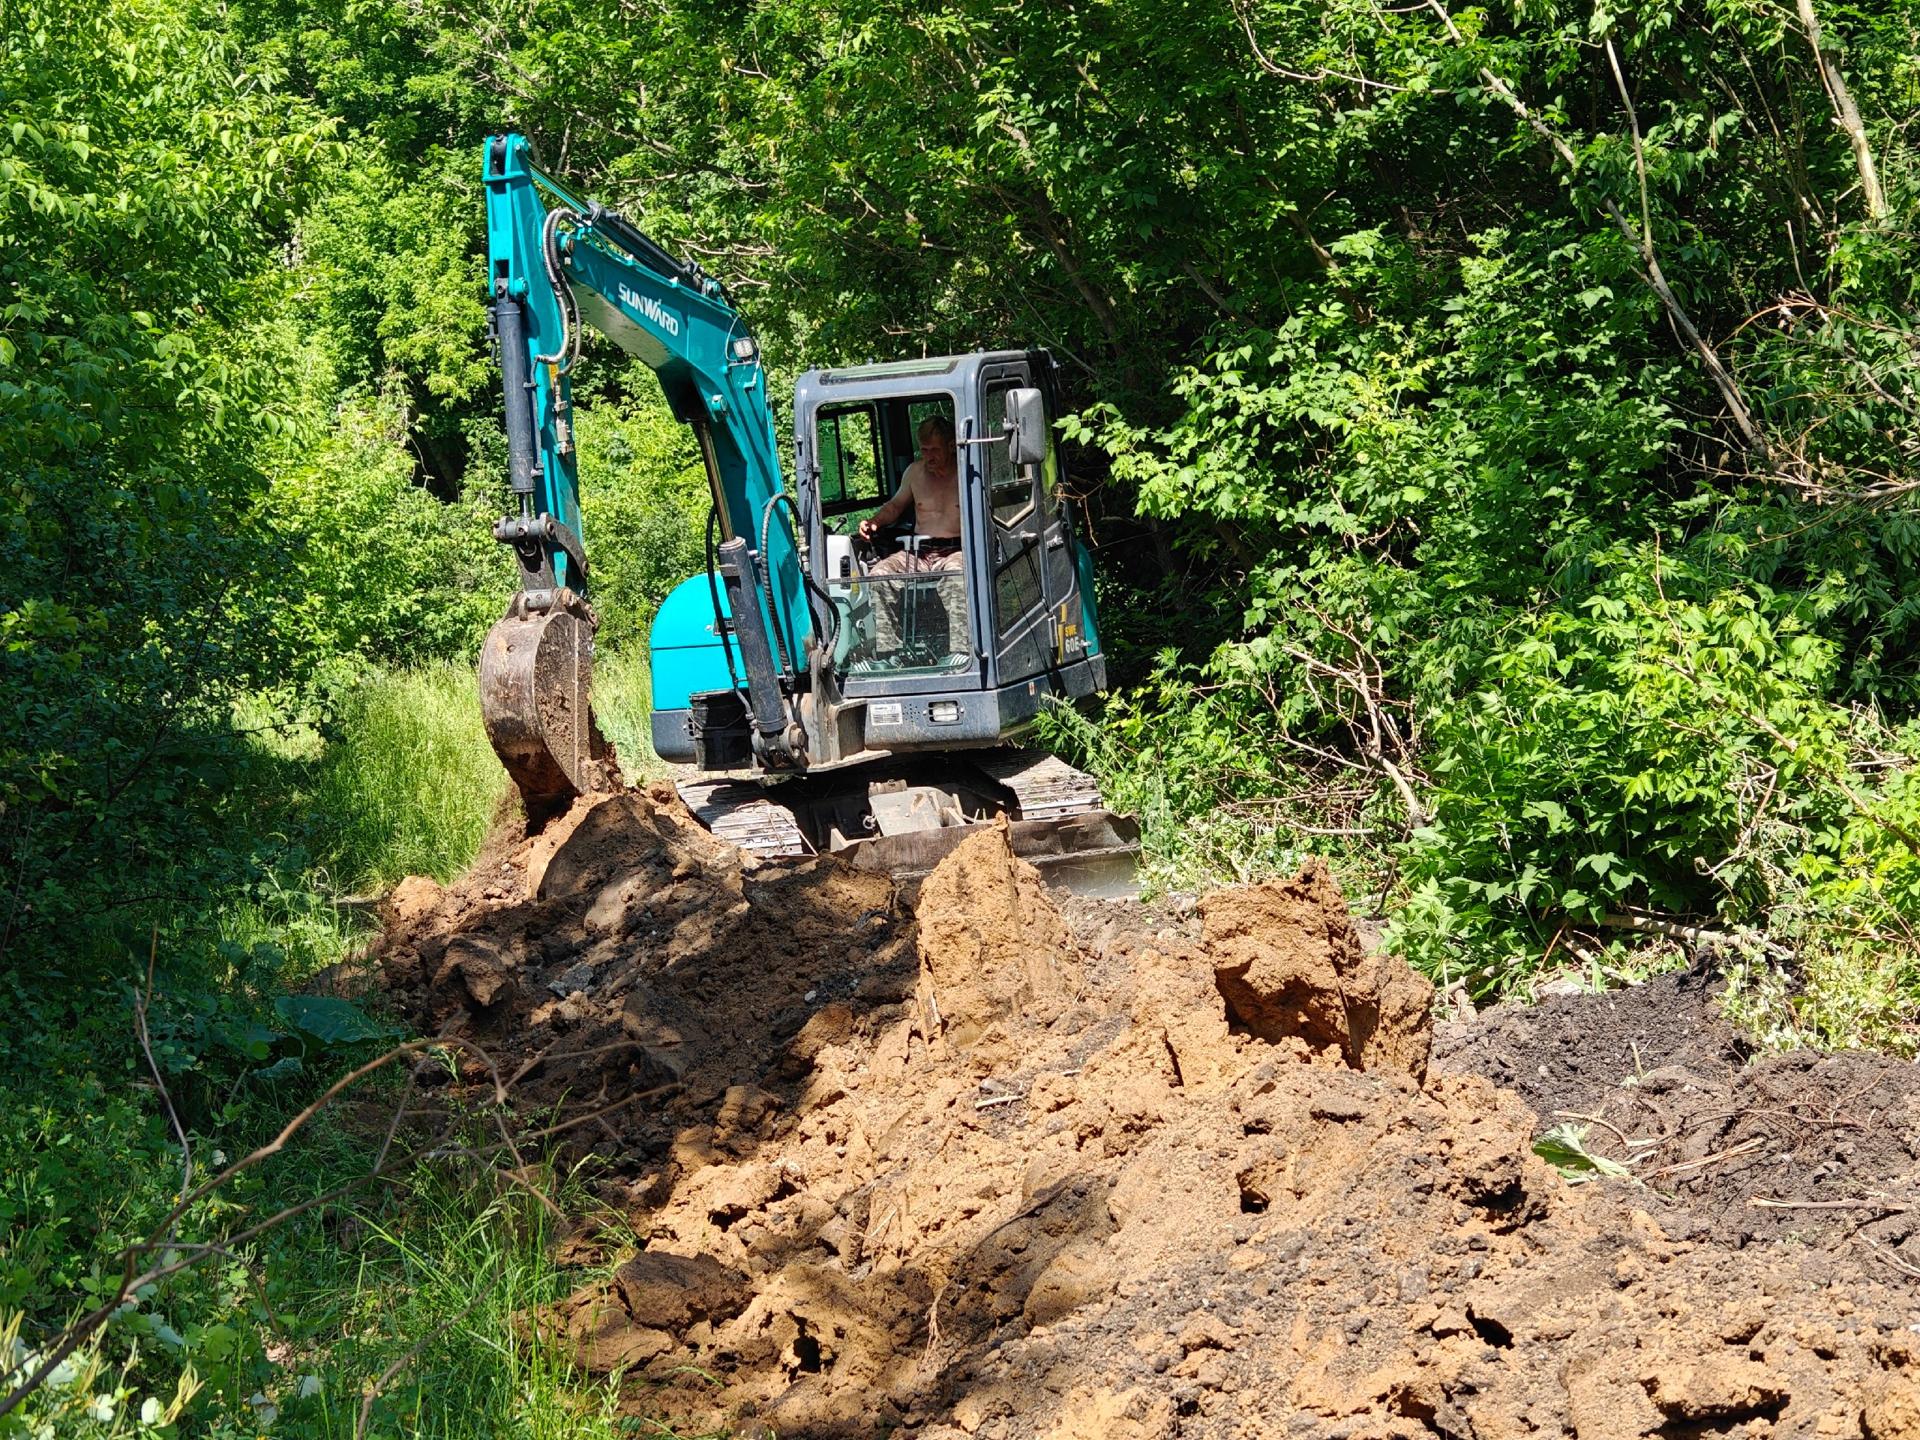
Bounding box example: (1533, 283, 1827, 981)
(309, 663, 509, 892)
(6, 1127, 632, 1440)
(265, 1151, 629, 1440)
(305, 650, 659, 900)
(3, 658, 664, 1439)
(594, 645, 662, 785)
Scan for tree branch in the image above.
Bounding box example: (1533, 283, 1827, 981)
(1421, 0, 1773, 462)
(1794, 0, 1888, 221)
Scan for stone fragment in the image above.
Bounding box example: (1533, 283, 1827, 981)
(548, 960, 595, 997)
(1024, 1240, 1114, 1327)
(435, 934, 516, 1008)
(620, 984, 697, 1084)
(1178, 1314, 1238, 1353)
(1643, 1356, 1789, 1421)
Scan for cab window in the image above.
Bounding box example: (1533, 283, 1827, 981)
(814, 395, 955, 525)
(817, 404, 882, 510)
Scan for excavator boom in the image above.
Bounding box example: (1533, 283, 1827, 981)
(478, 134, 802, 808)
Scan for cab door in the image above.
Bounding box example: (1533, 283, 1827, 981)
(980, 358, 1088, 687)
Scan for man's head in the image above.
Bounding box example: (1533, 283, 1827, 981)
(918, 414, 956, 474)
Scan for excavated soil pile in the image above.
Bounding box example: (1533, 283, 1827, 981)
(376, 792, 1920, 1440)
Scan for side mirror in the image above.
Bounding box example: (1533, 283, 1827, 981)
(1004, 387, 1048, 467)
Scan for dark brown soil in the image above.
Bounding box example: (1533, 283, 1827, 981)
(1436, 969, 1749, 1117)
(1439, 975, 1920, 1253)
(374, 792, 1920, 1440)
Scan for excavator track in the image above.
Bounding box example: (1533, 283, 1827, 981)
(676, 779, 812, 857)
(972, 749, 1109, 823)
(674, 748, 1138, 895)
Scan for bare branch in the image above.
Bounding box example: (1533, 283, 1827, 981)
(136, 932, 193, 1224)
(1603, 37, 1654, 256)
(1795, 0, 1888, 221)
(1231, 0, 1409, 92)
(1597, 909, 1790, 957)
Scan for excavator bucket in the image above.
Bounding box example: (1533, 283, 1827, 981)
(479, 592, 617, 815)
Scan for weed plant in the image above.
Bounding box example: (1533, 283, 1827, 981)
(307, 665, 510, 894)
(593, 648, 664, 786)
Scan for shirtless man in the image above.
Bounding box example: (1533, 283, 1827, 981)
(858, 414, 963, 573)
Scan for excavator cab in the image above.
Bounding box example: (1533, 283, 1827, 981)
(810, 390, 970, 677)
(478, 133, 1133, 887)
(806, 353, 1103, 732)
(649, 352, 1104, 766)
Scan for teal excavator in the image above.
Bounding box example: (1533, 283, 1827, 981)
(477, 133, 1135, 885)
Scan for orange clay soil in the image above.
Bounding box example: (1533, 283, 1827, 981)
(374, 785, 1920, 1440)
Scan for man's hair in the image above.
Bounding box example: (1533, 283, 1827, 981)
(917, 414, 956, 446)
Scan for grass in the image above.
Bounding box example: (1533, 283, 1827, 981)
(298, 647, 657, 895)
(5, 1116, 630, 1440)
(594, 646, 663, 786)
(257, 1138, 626, 1440)
(308, 663, 511, 894)
(1, 655, 676, 1440)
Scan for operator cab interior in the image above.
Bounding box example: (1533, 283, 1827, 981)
(814, 395, 954, 544)
(813, 393, 971, 678)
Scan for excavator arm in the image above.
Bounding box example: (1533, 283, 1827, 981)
(478, 133, 811, 810)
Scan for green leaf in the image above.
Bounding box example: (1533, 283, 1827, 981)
(251, 1054, 306, 1082)
(1533, 1124, 1632, 1183)
(213, 1018, 282, 1061)
(273, 995, 397, 1048)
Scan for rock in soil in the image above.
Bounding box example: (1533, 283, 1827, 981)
(375, 787, 1920, 1439)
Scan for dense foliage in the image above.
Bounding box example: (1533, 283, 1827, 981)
(5, 0, 1920, 1428)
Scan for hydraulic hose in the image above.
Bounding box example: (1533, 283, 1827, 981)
(758, 495, 798, 681)
(533, 207, 583, 373)
(764, 492, 838, 662)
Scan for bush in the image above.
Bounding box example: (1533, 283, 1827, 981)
(1060, 214, 1920, 1003)
(264, 388, 510, 671)
(0, 0, 335, 977)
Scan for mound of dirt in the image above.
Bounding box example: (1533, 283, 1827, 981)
(1434, 969, 1750, 1119)
(375, 795, 1920, 1440)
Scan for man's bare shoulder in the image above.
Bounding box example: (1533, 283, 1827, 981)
(899, 459, 928, 490)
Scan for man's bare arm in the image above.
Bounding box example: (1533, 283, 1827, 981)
(859, 472, 915, 537)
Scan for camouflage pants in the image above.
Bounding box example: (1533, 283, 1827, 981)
(866, 546, 966, 658)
